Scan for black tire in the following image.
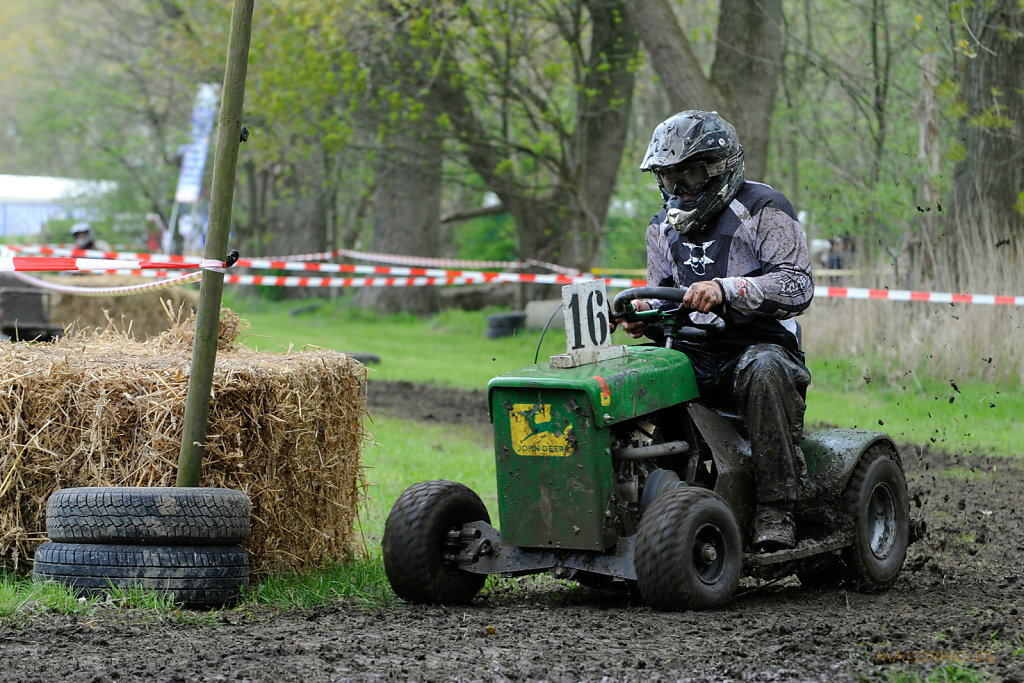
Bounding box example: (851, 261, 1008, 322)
(382, 480, 490, 605)
(842, 446, 910, 590)
(46, 487, 250, 545)
(32, 542, 249, 608)
(485, 313, 527, 338)
(634, 487, 742, 611)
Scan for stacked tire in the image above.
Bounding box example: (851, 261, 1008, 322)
(485, 312, 527, 339)
(33, 487, 251, 608)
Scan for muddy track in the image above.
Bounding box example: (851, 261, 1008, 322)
(1, 380, 1021, 682)
(366, 379, 491, 426)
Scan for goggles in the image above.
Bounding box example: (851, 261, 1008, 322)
(654, 163, 712, 196)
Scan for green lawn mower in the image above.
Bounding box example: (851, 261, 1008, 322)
(382, 283, 922, 611)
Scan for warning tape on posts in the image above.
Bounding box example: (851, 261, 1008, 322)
(3, 244, 581, 274)
(93, 267, 1024, 305)
(224, 277, 1024, 305)
(102, 268, 648, 289)
(0, 255, 223, 273)
(5, 245, 1023, 305)
(814, 286, 1024, 306)
(236, 248, 582, 274)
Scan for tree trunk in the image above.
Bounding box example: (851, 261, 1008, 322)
(627, 0, 783, 180)
(948, 0, 1024, 288)
(354, 115, 442, 314)
(349, 3, 446, 314)
(264, 158, 329, 258)
(906, 51, 941, 285)
(710, 0, 783, 180)
(436, 0, 638, 281)
(568, 0, 640, 269)
(624, 0, 723, 110)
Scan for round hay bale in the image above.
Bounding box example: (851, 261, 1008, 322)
(41, 274, 199, 340)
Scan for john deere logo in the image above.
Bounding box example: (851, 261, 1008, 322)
(509, 404, 574, 457)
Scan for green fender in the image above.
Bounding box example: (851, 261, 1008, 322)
(801, 428, 899, 501)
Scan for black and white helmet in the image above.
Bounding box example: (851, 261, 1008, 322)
(640, 110, 745, 234)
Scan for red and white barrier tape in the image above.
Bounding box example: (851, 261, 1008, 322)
(6, 245, 1023, 304)
(231, 258, 585, 278)
(10, 270, 205, 297)
(98, 269, 646, 289)
(245, 250, 585, 275)
(5, 244, 200, 263)
(0, 255, 222, 273)
(94, 269, 1024, 304)
(814, 285, 1024, 306)
(6, 245, 583, 275)
(334, 248, 524, 270)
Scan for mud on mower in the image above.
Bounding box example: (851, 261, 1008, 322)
(382, 282, 922, 611)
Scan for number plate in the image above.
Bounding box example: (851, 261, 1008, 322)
(548, 281, 625, 367)
(562, 280, 610, 354)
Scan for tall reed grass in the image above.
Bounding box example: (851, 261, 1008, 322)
(803, 299, 1021, 387)
(805, 246, 1023, 388)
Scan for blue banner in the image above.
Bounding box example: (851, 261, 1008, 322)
(174, 84, 219, 204)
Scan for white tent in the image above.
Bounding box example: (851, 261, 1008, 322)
(0, 174, 114, 237)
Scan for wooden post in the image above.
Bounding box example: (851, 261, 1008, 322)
(177, 0, 254, 487)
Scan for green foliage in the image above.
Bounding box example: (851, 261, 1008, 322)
(4, 0, 1006, 277)
(767, 1, 962, 256)
(805, 356, 1024, 457)
(602, 212, 648, 272)
(1, 573, 221, 623)
(452, 214, 517, 262)
(243, 558, 395, 609)
(0, 572, 98, 623)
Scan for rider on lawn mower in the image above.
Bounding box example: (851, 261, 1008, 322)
(620, 110, 815, 551)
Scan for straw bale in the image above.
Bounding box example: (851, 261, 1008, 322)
(0, 309, 368, 578)
(42, 274, 200, 340)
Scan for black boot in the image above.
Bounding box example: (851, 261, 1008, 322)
(753, 505, 795, 551)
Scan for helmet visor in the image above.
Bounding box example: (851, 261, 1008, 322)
(654, 163, 711, 196)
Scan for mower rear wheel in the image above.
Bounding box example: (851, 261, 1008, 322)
(634, 487, 741, 611)
(382, 480, 490, 605)
(843, 445, 910, 590)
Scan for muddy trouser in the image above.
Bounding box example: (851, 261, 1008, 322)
(680, 343, 811, 508)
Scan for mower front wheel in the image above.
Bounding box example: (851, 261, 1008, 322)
(382, 480, 490, 605)
(634, 487, 742, 611)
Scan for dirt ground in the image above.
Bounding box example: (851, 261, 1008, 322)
(1, 379, 1021, 682)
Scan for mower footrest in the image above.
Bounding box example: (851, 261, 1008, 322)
(743, 533, 851, 568)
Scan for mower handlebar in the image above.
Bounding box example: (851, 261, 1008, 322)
(611, 286, 688, 314)
(611, 285, 726, 340)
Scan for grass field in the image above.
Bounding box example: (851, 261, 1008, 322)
(226, 293, 1023, 458)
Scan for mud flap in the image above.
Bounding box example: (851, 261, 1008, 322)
(801, 429, 898, 501)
